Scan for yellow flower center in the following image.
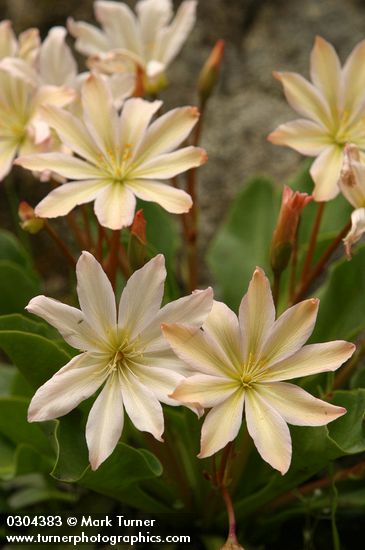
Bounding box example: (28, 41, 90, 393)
(97, 143, 134, 183)
(107, 337, 144, 376)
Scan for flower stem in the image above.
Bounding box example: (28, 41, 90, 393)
(301, 202, 325, 282)
(291, 220, 351, 304)
(105, 229, 121, 289)
(44, 221, 76, 267)
(272, 271, 281, 308)
(221, 485, 239, 545)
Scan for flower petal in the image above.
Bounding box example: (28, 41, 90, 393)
(16, 153, 103, 180)
(86, 373, 124, 470)
(26, 295, 106, 352)
(67, 17, 110, 56)
(132, 146, 207, 179)
(126, 179, 192, 213)
(260, 299, 319, 366)
(18, 28, 40, 64)
(28, 353, 108, 422)
(245, 389, 291, 475)
(141, 287, 213, 352)
(342, 40, 365, 124)
(162, 323, 235, 377)
(264, 341, 355, 381)
(132, 364, 184, 406)
(33, 85, 76, 110)
(76, 251, 117, 346)
(118, 255, 166, 339)
(198, 389, 245, 458)
(0, 139, 16, 180)
(93, 182, 136, 230)
(310, 145, 343, 201)
(39, 27, 77, 86)
(95, 0, 142, 54)
(121, 370, 164, 441)
(203, 300, 242, 370)
(268, 119, 330, 155)
(155, 0, 197, 66)
(344, 208, 365, 258)
(41, 105, 100, 164)
(82, 73, 119, 155)
(0, 21, 17, 58)
(119, 98, 162, 156)
(35, 180, 107, 218)
(136, 106, 200, 160)
(172, 374, 238, 408)
(274, 71, 332, 128)
(310, 36, 341, 115)
(239, 267, 275, 362)
(257, 382, 346, 426)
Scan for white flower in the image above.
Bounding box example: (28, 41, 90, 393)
(26, 252, 213, 470)
(268, 37, 365, 201)
(68, 0, 196, 85)
(16, 73, 206, 230)
(163, 268, 354, 474)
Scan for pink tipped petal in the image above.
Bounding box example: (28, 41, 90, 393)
(0, 140, 16, 180)
(274, 71, 332, 128)
(344, 208, 365, 258)
(136, 106, 200, 160)
(86, 373, 124, 470)
(121, 370, 164, 441)
(157, 0, 197, 66)
(76, 251, 117, 343)
(16, 153, 103, 180)
(268, 119, 330, 155)
(265, 341, 356, 381)
(26, 295, 105, 352)
(203, 300, 242, 369)
(310, 36, 341, 113)
(41, 106, 100, 163)
(239, 267, 275, 362)
(126, 179, 192, 213)
(257, 382, 346, 426)
(118, 255, 166, 339)
(28, 354, 108, 422)
(132, 146, 207, 179)
(245, 389, 292, 475)
(310, 145, 343, 201)
(93, 183, 136, 230)
(35, 180, 107, 219)
(171, 374, 238, 408)
(95, 0, 141, 54)
(132, 364, 184, 406)
(82, 74, 119, 154)
(141, 287, 213, 352)
(162, 323, 235, 377)
(260, 299, 319, 366)
(198, 390, 245, 458)
(67, 18, 110, 56)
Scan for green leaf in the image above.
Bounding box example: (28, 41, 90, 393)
(0, 261, 40, 315)
(0, 364, 16, 396)
(0, 330, 73, 389)
(311, 246, 365, 342)
(207, 177, 280, 310)
(327, 389, 365, 454)
(0, 230, 31, 268)
(0, 397, 54, 457)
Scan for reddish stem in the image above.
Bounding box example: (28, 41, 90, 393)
(105, 230, 121, 289)
(301, 202, 325, 282)
(44, 222, 76, 267)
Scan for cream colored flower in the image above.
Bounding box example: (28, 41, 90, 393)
(268, 36, 365, 202)
(163, 268, 354, 474)
(68, 0, 196, 88)
(16, 73, 206, 229)
(26, 252, 213, 470)
(0, 19, 39, 64)
(338, 144, 365, 257)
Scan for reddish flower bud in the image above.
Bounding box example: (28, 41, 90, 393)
(270, 186, 312, 273)
(128, 209, 147, 271)
(18, 201, 44, 234)
(198, 39, 225, 105)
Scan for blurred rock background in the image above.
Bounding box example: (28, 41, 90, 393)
(1, 0, 365, 285)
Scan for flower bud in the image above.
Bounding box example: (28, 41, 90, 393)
(198, 39, 225, 105)
(270, 186, 312, 274)
(220, 535, 245, 550)
(128, 209, 147, 271)
(338, 143, 365, 209)
(18, 201, 44, 234)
